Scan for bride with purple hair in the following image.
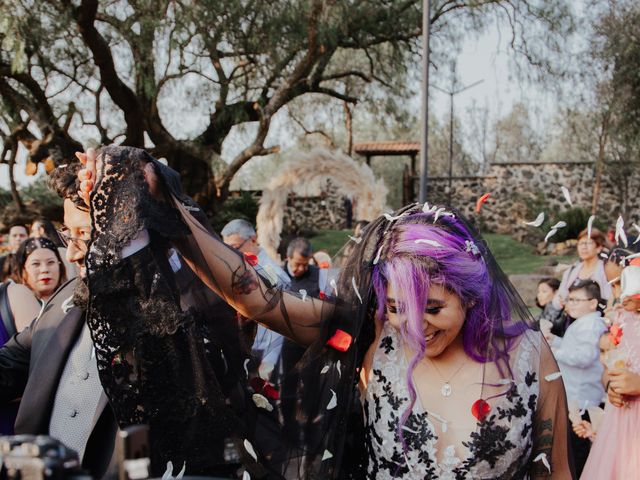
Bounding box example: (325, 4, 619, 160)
(76, 147, 572, 479)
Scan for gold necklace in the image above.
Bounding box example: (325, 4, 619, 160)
(428, 358, 468, 397)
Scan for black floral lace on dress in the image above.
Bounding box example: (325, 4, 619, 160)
(364, 323, 542, 479)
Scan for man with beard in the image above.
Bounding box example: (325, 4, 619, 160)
(0, 162, 118, 479)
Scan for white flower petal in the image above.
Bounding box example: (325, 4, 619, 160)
(544, 229, 558, 243)
(551, 221, 567, 229)
(330, 278, 338, 296)
(616, 216, 628, 247)
(524, 212, 545, 227)
(320, 365, 330, 374)
(545, 372, 562, 382)
(587, 215, 595, 239)
(352, 277, 363, 304)
(560, 186, 573, 206)
(322, 450, 333, 461)
(373, 246, 383, 265)
(415, 239, 443, 247)
(534, 453, 551, 473)
(252, 393, 273, 412)
(327, 389, 337, 410)
(244, 439, 258, 462)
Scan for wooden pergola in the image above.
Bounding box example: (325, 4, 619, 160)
(354, 141, 420, 205)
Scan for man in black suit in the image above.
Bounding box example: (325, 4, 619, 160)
(0, 163, 117, 479)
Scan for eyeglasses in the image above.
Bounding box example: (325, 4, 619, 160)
(577, 240, 596, 248)
(57, 229, 90, 250)
(566, 297, 593, 304)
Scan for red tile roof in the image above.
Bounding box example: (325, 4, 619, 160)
(353, 141, 420, 156)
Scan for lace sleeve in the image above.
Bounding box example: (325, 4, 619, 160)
(531, 338, 575, 479)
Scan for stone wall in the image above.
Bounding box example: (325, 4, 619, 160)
(276, 161, 639, 240)
(423, 161, 639, 239)
(282, 181, 349, 234)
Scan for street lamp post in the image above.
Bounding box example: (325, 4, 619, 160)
(433, 74, 483, 204)
(418, 0, 431, 203)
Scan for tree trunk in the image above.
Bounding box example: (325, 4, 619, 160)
(344, 101, 353, 156)
(8, 146, 25, 213)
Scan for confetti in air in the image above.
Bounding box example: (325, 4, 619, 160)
(244, 359, 250, 378)
(544, 229, 558, 243)
(384, 212, 404, 221)
(336, 360, 342, 378)
(422, 202, 437, 214)
(475, 193, 491, 213)
(321, 365, 330, 374)
(327, 389, 337, 410)
(415, 239, 443, 248)
(633, 223, 640, 245)
(244, 440, 258, 462)
(252, 393, 274, 412)
(524, 212, 545, 227)
(587, 215, 595, 239)
(322, 450, 333, 461)
(550, 221, 567, 229)
(544, 372, 562, 382)
(352, 277, 363, 304)
(560, 186, 573, 206)
(330, 279, 338, 296)
(616, 216, 629, 247)
(534, 453, 551, 474)
(373, 246, 383, 265)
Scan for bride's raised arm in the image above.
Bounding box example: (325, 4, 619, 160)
(172, 199, 326, 346)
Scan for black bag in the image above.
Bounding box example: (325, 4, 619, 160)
(0, 282, 17, 339)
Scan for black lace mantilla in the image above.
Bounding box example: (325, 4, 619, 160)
(85, 147, 262, 476)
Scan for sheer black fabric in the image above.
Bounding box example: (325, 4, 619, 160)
(85, 146, 572, 479)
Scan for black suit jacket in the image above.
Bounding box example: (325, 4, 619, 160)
(0, 279, 117, 479)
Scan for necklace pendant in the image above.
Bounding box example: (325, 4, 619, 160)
(441, 382, 452, 397)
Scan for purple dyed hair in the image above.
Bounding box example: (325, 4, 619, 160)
(370, 210, 526, 444)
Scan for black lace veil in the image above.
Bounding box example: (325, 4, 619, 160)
(85, 146, 571, 479)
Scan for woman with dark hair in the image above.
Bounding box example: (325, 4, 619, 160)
(30, 218, 63, 247)
(76, 146, 572, 479)
(30, 217, 77, 279)
(15, 237, 67, 303)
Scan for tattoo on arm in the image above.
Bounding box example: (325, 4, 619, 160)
(531, 418, 554, 477)
(232, 269, 259, 296)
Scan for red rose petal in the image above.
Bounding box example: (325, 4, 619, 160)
(609, 324, 623, 346)
(250, 377, 266, 392)
(472, 399, 491, 421)
(326, 329, 352, 352)
(262, 383, 280, 400)
(244, 252, 259, 266)
(475, 193, 491, 213)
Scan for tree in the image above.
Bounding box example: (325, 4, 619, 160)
(0, 0, 574, 214)
(489, 102, 543, 163)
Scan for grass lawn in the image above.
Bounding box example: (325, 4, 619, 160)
(483, 233, 576, 275)
(311, 230, 576, 276)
